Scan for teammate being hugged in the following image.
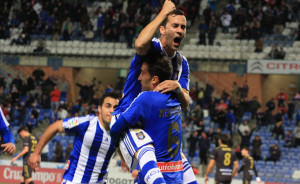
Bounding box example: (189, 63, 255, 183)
(204, 134, 239, 184)
(111, 55, 183, 184)
(0, 106, 16, 155)
(111, 0, 197, 183)
(27, 93, 119, 184)
(12, 126, 37, 184)
(236, 147, 261, 184)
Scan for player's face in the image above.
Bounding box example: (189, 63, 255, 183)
(138, 63, 152, 91)
(98, 97, 118, 125)
(241, 149, 248, 156)
(160, 15, 186, 51)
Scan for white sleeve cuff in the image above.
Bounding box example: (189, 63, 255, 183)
(256, 177, 261, 182)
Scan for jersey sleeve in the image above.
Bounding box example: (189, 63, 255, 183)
(210, 148, 217, 160)
(178, 58, 190, 91)
(146, 38, 163, 56)
(62, 115, 91, 134)
(23, 136, 30, 147)
(0, 107, 15, 144)
(0, 107, 9, 127)
(231, 150, 238, 162)
(122, 92, 149, 126)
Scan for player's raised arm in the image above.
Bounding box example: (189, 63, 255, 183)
(28, 120, 64, 171)
(135, 0, 175, 55)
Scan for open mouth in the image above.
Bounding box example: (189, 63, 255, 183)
(173, 37, 181, 47)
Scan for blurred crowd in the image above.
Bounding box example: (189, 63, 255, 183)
(198, 0, 300, 60)
(181, 80, 300, 174)
(0, 0, 200, 47)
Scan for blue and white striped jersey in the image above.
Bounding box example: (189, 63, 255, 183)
(0, 107, 9, 127)
(114, 38, 190, 115)
(62, 115, 115, 184)
(0, 107, 14, 144)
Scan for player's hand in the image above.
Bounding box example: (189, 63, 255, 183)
(204, 175, 209, 184)
(132, 169, 139, 180)
(154, 80, 180, 94)
(235, 173, 238, 177)
(121, 159, 130, 172)
(161, 0, 176, 16)
(1, 143, 16, 155)
(11, 157, 17, 163)
(28, 153, 41, 172)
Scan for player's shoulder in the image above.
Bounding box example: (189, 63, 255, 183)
(176, 51, 188, 62)
(64, 114, 95, 129)
(136, 91, 159, 99)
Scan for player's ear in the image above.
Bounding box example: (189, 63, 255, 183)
(152, 76, 159, 85)
(159, 25, 166, 35)
(97, 105, 102, 114)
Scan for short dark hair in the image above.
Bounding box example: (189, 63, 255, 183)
(242, 147, 250, 152)
(219, 133, 230, 145)
(99, 92, 120, 106)
(161, 9, 185, 27)
(17, 126, 28, 134)
(143, 54, 173, 82)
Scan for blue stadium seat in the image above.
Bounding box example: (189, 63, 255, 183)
(275, 162, 283, 167)
(277, 178, 286, 183)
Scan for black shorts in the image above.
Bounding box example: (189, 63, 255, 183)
(22, 163, 32, 179)
(243, 179, 251, 184)
(215, 180, 231, 184)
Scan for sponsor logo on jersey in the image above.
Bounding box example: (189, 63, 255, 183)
(68, 117, 79, 128)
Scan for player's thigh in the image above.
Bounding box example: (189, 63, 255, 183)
(23, 163, 32, 179)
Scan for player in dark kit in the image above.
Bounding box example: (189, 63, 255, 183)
(204, 134, 238, 184)
(12, 126, 37, 184)
(236, 147, 261, 184)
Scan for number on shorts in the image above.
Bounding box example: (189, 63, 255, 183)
(167, 121, 180, 158)
(224, 152, 231, 166)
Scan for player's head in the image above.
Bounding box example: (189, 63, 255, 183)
(159, 9, 186, 54)
(138, 55, 172, 91)
(17, 126, 30, 138)
(241, 147, 250, 156)
(218, 133, 230, 146)
(98, 92, 119, 128)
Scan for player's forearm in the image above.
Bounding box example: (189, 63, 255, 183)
(205, 161, 214, 177)
(135, 13, 166, 55)
(177, 88, 189, 111)
(15, 149, 28, 159)
(1, 126, 15, 144)
(34, 121, 63, 155)
(232, 162, 239, 177)
(110, 115, 129, 147)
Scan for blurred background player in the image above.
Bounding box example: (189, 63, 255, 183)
(0, 106, 16, 155)
(204, 134, 238, 184)
(111, 55, 182, 183)
(236, 147, 261, 184)
(12, 126, 37, 184)
(28, 93, 119, 184)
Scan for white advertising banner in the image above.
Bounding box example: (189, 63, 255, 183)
(247, 60, 300, 74)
